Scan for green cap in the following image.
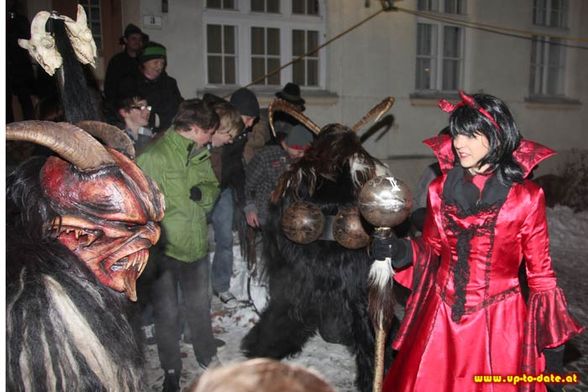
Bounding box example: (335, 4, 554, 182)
(139, 42, 166, 63)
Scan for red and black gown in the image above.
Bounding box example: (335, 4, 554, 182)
(383, 135, 583, 392)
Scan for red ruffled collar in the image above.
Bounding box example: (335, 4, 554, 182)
(423, 134, 556, 179)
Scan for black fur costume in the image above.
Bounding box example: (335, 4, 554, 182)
(6, 8, 157, 391)
(6, 158, 145, 391)
(241, 125, 394, 392)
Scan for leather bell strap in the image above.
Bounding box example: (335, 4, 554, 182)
(319, 215, 337, 241)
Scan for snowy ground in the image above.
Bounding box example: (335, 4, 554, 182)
(145, 205, 588, 391)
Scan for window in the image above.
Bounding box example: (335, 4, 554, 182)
(415, 23, 463, 91)
(417, 0, 465, 14)
(530, 36, 565, 96)
(444, 0, 466, 14)
(533, 0, 568, 28)
(207, 24, 237, 84)
(251, 0, 280, 13)
(78, 0, 102, 50)
(414, 0, 464, 92)
(292, 30, 319, 86)
(203, 1, 325, 87)
(417, 0, 438, 11)
(292, 0, 319, 15)
(251, 27, 281, 85)
(206, 0, 236, 10)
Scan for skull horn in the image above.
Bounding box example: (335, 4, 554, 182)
(76, 121, 136, 160)
(268, 98, 321, 137)
(351, 96, 395, 133)
(6, 121, 116, 171)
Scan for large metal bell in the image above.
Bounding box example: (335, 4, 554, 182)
(358, 175, 413, 228)
(281, 201, 325, 244)
(333, 206, 370, 249)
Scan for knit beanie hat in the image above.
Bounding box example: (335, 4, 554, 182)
(139, 42, 166, 64)
(230, 88, 260, 118)
(284, 124, 314, 151)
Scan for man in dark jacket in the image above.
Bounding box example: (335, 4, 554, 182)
(209, 88, 260, 306)
(104, 24, 146, 103)
(117, 42, 183, 133)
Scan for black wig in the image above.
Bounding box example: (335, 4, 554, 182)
(449, 93, 523, 185)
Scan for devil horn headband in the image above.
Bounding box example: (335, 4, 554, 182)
(438, 90, 500, 131)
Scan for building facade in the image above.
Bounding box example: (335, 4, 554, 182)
(22, 0, 588, 188)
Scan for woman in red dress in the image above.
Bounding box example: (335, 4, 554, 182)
(373, 92, 583, 391)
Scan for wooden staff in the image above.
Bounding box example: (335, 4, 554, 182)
(358, 176, 412, 392)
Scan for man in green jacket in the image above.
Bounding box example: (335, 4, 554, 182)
(137, 99, 220, 392)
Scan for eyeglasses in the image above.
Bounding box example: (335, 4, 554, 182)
(131, 105, 152, 111)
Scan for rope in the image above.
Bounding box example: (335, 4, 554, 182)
(396, 6, 588, 50)
(241, 7, 388, 89)
(227, 4, 588, 96)
(396, 6, 588, 44)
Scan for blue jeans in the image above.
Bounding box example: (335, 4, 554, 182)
(211, 188, 234, 294)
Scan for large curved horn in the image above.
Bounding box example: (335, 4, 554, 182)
(76, 121, 136, 160)
(351, 97, 395, 133)
(6, 121, 116, 171)
(268, 98, 321, 137)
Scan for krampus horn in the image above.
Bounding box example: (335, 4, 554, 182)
(268, 98, 321, 137)
(76, 120, 136, 159)
(351, 96, 395, 133)
(6, 121, 116, 171)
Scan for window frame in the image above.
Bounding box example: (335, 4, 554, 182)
(206, 0, 237, 10)
(292, 0, 320, 16)
(203, 0, 326, 89)
(533, 0, 568, 28)
(250, 26, 282, 86)
(250, 0, 280, 13)
(414, 20, 465, 93)
(417, 0, 466, 14)
(529, 35, 566, 97)
(414, 0, 466, 93)
(206, 24, 238, 85)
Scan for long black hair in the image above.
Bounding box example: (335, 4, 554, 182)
(48, 16, 102, 123)
(449, 93, 523, 185)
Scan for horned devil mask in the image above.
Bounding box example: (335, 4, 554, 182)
(7, 121, 165, 301)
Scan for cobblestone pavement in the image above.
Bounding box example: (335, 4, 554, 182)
(551, 246, 588, 392)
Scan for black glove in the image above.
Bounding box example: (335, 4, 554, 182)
(189, 186, 202, 202)
(370, 235, 412, 269)
(410, 208, 427, 232)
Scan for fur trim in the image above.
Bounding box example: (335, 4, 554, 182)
(368, 258, 394, 290)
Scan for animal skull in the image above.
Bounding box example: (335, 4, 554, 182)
(18, 11, 63, 75)
(64, 4, 97, 67)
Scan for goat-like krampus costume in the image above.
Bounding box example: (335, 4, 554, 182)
(241, 99, 395, 391)
(6, 121, 164, 391)
(7, 7, 164, 390)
